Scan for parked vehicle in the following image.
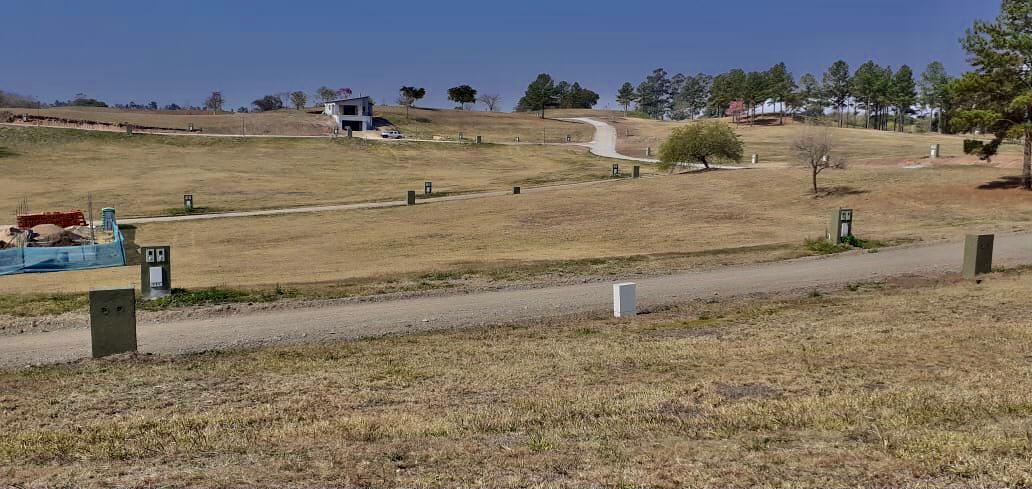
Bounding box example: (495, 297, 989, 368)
(381, 130, 404, 139)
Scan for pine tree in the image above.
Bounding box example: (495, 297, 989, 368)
(920, 62, 952, 134)
(822, 60, 851, 127)
(954, 0, 1032, 189)
(616, 82, 636, 112)
(891, 65, 917, 132)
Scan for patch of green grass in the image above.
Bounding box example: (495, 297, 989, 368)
(0, 292, 88, 317)
(804, 238, 851, 255)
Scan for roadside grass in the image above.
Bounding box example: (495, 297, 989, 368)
(3, 269, 1032, 487)
(0, 126, 618, 216)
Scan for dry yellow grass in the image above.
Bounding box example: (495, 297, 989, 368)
(3, 268, 1032, 487)
(0, 126, 616, 217)
(608, 116, 1017, 164)
(4, 106, 334, 135)
(3, 158, 1030, 295)
(377, 105, 595, 142)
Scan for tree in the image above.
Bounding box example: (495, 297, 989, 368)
(766, 62, 796, 124)
(823, 60, 851, 127)
(616, 82, 636, 112)
(707, 69, 746, 117)
(954, 0, 1032, 190)
(798, 73, 826, 116)
(518, 74, 558, 118)
(890, 65, 917, 132)
(205, 91, 224, 114)
(316, 86, 337, 103)
(792, 125, 845, 193)
(398, 86, 426, 118)
(657, 121, 744, 170)
(675, 73, 711, 120)
(252, 95, 283, 112)
(447, 85, 477, 110)
(558, 82, 598, 109)
(147, 101, 158, 110)
(743, 71, 769, 123)
(479, 94, 501, 112)
(636, 68, 671, 119)
(920, 62, 952, 134)
(290, 91, 308, 110)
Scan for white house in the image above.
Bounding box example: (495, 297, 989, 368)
(323, 96, 374, 131)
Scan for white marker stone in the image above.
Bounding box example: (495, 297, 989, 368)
(613, 282, 637, 318)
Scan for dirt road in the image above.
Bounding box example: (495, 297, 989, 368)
(3, 233, 1029, 368)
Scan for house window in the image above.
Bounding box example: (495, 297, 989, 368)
(341, 105, 357, 116)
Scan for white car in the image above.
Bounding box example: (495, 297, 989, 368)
(381, 130, 404, 139)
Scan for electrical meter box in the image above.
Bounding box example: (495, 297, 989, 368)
(827, 208, 854, 243)
(184, 194, 193, 211)
(612, 164, 620, 176)
(140, 245, 172, 300)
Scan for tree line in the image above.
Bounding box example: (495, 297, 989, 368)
(619, 60, 951, 133)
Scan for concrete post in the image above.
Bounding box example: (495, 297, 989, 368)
(407, 190, 416, 205)
(646, 147, 652, 157)
(963, 234, 994, 279)
(188, 123, 195, 132)
(140, 246, 172, 300)
(476, 135, 482, 144)
(633, 165, 641, 178)
(930, 144, 941, 158)
(751, 154, 759, 164)
(125, 124, 134, 135)
(566, 135, 571, 142)
(613, 283, 637, 318)
(612, 164, 620, 177)
(89, 288, 137, 358)
(424, 181, 432, 195)
(458, 132, 464, 140)
(515, 136, 520, 142)
(513, 186, 521, 195)
(347, 127, 353, 138)
(183, 194, 193, 211)
(827, 208, 854, 243)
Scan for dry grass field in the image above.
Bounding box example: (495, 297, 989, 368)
(3, 267, 1032, 487)
(607, 115, 1011, 164)
(376, 105, 596, 142)
(4, 106, 335, 135)
(0, 126, 618, 217)
(3, 156, 1030, 295)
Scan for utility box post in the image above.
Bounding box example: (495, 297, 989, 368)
(963, 234, 994, 279)
(424, 181, 432, 195)
(333, 127, 339, 137)
(407, 190, 416, 205)
(613, 282, 637, 318)
(646, 147, 652, 157)
(183, 194, 193, 211)
(101, 208, 116, 232)
(458, 132, 464, 141)
(140, 245, 172, 300)
(89, 288, 137, 358)
(513, 186, 521, 195)
(751, 154, 759, 164)
(827, 208, 854, 243)
(566, 134, 571, 142)
(188, 123, 195, 132)
(346, 126, 353, 138)
(515, 136, 520, 142)
(930, 144, 941, 158)
(125, 124, 134, 136)
(475, 135, 482, 144)
(633, 165, 641, 178)
(612, 164, 620, 177)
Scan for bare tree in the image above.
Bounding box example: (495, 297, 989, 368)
(290, 91, 308, 110)
(204, 91, 224, 114)
(479, 94, 502, 112)
(791, 125, 845, 193)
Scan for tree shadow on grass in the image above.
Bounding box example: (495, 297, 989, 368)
(813, 185, 869, 197)
(0, 147, 18, 158)
(978, 176, 1025, 190)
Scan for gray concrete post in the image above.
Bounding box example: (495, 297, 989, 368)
(633, 166, 641, 178)
(963, 234, 994, 279)
(407, 190, 416, 205)
(513, 186, 521, 195)
(89, 288, 137, 358)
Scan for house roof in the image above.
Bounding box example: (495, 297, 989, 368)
(326, 96, 372, 104)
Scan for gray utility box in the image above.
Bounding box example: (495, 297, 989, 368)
(633, 165, 641, 178)
(184, 194, 193, 211)
(89, 288, 137, 358)
(963, 234, 994, 279)
(827, 208, 854, 243)
(612, 164, 620, 176)
(407, 190, 417, 205)
(140, 245, 172, 299)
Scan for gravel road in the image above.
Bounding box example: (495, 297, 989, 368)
(3, 233, 1029, 368)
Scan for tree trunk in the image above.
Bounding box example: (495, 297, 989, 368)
(1024, 127, 1031, 191)
(812, 167, 819, 193)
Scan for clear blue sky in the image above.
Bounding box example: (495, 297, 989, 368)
(0, 0, 999, 110)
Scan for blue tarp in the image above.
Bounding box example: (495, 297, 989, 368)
(0, 221, 127, 276)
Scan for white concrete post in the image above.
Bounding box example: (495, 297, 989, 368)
(930, 144, 940, 158)
(751, 154, 759, 164)
(613, 282, 637, 318)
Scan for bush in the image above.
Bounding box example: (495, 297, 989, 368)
(963, 139, 985, 154)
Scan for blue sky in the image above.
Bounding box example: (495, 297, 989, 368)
(0, 0, 1000, 110)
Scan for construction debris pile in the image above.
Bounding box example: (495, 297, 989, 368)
(0, 224, 108, 250)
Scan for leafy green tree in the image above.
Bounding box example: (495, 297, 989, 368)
(743, 71, 769, 123)
(853, 62, 893, 129)
(636, 68, 671, 119)
(447, 85, 477, 110)
(658, 121, 744, 170)
(518, 74, 558, 118)
(707, 69, 747, 117)
(252, 95, 283, 112)
(616, 82, 636, 112)
(316, 86, 337, 103)
(890, 65, 917, 132)
(766, 62, 796, 124)
(798, 73, 826, 116)
(920, 62, 952, 134)
(673, 73, 710, 120)
(953, 0, 1032, 189)
(822, 60, 851, 127)
(398, 86, 426, 118)
(290, 91, 307, 110)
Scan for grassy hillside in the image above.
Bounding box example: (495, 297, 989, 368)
(4, 268, 1032, 487)
(0, 126, 618, 217)
(3, 106, 334, 135)
(374, 105, 595, 142)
